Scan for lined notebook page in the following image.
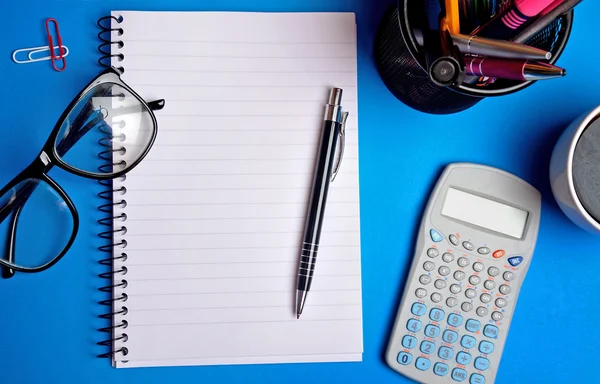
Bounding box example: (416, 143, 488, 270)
(111, 11, 361, 368)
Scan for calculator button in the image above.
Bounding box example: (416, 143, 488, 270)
(456, 351, 472, 365)
(461, 335, 476, 349)
(495, 298, 507, 308)
(430, 229, 444, 242)
(474, 357, 490, 371)
(447, 313, 463, 327)
(458, 257, 470, 267)
(491, 311, 504, 321)
(411, 302, 427, 316)
(472, 262, 484, 272)
(476, 307, 488, 317)
(435, 279, 447, 289)
(469, 275, 481, 285)
(492, 250, 505, 258)
(503, 271, 515, 281)
(480, 293, 492, 303)
(483, 325, 499, 339)
(415, 288, 427, 298)
(450, 284, 462, 294)
(419, 275, 432, 285)
(479, 340, 494, 354)
(420, 340, 435, 355)
(427, 248, 440, 258)
(442, 252, 455, 263)
(454, 271, 466, 281)
(508, 256, 524, 267)
(407, 319, 422, 332)
(402, 335, 417, 349)
(397, 351, 412, 365)
(465, 319, 481, 333)
(439, 266, 451, 276)
(477, 247, 490, 255)
(431, 293, 443, 303)
(430, 308, 445, 322)
(470, 373, 486, 384)
(416, 357, 431, 371)
(434, 362, 450, 376)
(452, 368, 468, 382)
(443, 330, 458, 343)
(462, 241, 474, 251)
(461, 302, 473, 312)
(439, 346, 454, 360)
(499, 284, 511, 295)
(423, 261, 436, 271)
(465, 289, 477, 299)
(447, 297, 458, 307)
(487, 266, 500, 277)
(449, 234, 460, 246)
(483, 280, 495, 290)
(425, 324, 440, 338)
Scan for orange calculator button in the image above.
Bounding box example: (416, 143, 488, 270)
(492, 250, 505, 258)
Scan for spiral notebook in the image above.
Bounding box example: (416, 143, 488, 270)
(97, 11, 362, 368)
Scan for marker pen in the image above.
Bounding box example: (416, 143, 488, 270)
(472, 0, 556, 39)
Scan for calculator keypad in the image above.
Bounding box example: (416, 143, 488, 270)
(394, 227, 523, 384)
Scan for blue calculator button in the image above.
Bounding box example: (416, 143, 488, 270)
(402, 335, 417, 349)
(430, 308, 445, 322)
(420, 340, 435, 355)
(465, 319, 481, 333)
(430, 229, 444, 242)
(434, 362, 449, 376)
(508, 256, 523, 267)
(452, 368, 468, 382)
(438, 346, 454, 360)
(443, 330, 458, 343)
(479, 340, 494, 354)
(470, 373, 486, 384)
(416, 357, 431, 371)
(425, 324, 440, 338)
(397, 351, 412, 365)
(461, 335, 476, 349)
(411, 302, 427, 316)
(483, 325, 499, 339)
(407, 319, 422, 332)
(448, 313, 463, 327)
(474, 357, 490, 371)
(456, 351, 472, 365)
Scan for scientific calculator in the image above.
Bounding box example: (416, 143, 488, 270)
(386, 163, 541, 384)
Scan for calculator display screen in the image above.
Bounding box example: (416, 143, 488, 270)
(442, 188, 528, 239)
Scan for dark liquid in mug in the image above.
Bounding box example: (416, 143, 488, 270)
(573, 118, 600, 222)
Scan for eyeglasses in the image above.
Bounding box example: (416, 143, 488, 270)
(0, 67, 164, 277)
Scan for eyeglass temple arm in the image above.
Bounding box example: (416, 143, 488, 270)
(2, 205, 22, 279)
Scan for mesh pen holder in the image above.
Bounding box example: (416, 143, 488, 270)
(375, 0, 573, 115)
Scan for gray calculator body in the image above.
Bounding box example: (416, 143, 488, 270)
(386, 163, 541, 384)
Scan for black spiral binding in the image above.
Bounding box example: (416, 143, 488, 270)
(96, 15, 129, 361)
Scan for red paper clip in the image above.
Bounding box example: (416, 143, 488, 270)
(45, 18, 66, 72)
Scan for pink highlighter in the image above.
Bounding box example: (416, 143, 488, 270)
(472, 0, 556, 39)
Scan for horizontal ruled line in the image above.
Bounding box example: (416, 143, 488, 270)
(127, 274, 361, 282)
(130, 84, 357, 88)
(126, 200, 357, 206)
(125, 245, 358, 252)
(125, 259, 359, 267)
(123, 318, 361, 327)
(128, 304, 361, 312)
(125, 187, 357, 192)
(127, 289, 361, 297)
(120, 39, 354, 45)
(126, 215, 358, 221)
(125, 68, 355, 74)
(127, 53, 356, 59)
(136, 158, 359, 162)
(126, 229, 359, 237)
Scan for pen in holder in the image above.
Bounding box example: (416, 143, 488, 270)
(374, 0, 573, 115)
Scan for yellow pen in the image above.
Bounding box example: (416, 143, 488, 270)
(444, 0, 461, 33)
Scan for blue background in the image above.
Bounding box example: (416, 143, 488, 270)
(2, 0, 599, 383)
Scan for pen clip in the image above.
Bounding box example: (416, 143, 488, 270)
(331, 111, 348, 183)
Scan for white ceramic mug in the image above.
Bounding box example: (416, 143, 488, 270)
(550, 105, 600, 234)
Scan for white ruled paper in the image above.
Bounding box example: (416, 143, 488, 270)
(110, 11, 361, 368)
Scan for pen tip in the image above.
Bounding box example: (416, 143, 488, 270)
(297, 313, 301, 319)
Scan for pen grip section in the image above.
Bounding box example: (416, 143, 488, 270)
(297, 243, 318, 291)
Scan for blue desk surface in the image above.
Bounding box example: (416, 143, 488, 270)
(2, 0, 599, 383)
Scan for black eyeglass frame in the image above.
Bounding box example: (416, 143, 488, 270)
(0, 67, 164, 274)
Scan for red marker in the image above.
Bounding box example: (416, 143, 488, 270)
(472, 0, 556, 40)
(465, 56, 566, 81)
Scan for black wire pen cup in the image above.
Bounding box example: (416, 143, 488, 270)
(374, 0, 574, 115)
